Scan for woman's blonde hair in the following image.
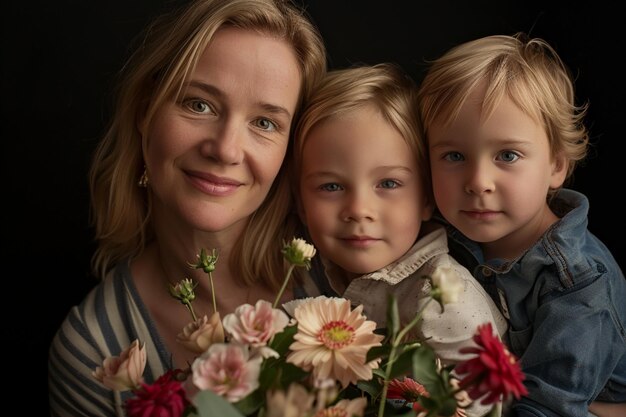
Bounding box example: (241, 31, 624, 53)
(292, 63, 431, 203)
(89, 0, 326, 288)
(418, 32, 588, 181)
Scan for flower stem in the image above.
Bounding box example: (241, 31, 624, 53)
(378, 298, 434, 416)
(184, 301, 197, 321)
(273, 264, 295, 308)
(208, 271, 217, 314)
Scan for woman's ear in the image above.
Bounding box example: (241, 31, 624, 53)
(550, 151, 569, 189)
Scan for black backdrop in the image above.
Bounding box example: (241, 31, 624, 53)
(4, 0, 624, 411)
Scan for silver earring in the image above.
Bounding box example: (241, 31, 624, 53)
(138, 167, 149, 188)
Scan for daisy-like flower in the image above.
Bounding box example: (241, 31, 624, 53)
(190, 342, 262, 403)
(286, 296, 383, 388)
(223, 299, 289, 357)
(93, 339, 147, 391)
(176, 312, 225, 354)
(456, 322, 528, 405)
(430, 265, 464, 306)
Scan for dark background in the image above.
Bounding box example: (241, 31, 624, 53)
(4, 0, 623, 412)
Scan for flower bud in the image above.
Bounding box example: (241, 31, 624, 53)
(282, 238, 316, 269)
(177, 312, 225, 354)
(92, 339, 146, 391)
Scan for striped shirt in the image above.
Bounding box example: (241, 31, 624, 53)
(48, 260, 323, 416)
(48, 261, 173, 417)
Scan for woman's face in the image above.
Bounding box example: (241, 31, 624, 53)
(144, 27, 302, 236)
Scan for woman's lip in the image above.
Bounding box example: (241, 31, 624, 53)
(185, 170, 243, 196)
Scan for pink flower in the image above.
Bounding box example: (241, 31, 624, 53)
(177, 312, 225, 354)
(190, 342, 262, 402)
(223, 299, 289, 347)
(456, 323, 528, 405)
(286, 296, 384, 388)
(92, 339, 146, 391)
(125, 369, 190, 417)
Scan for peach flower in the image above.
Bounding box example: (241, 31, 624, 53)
(190, 342, 262, 402)
(314, 397, 367, 417)
(92, 339, 146, 391)
(286, 296, 383, 388)
(176, 312, 225, 354)
(265, 383, 315, 417)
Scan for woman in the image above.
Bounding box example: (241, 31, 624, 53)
(48, 0, 326, 415)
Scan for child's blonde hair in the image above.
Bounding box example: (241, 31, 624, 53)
(418, 32, 588, 182)
(293, 63, 431, 202)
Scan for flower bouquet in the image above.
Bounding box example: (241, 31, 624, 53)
(93, 238, 527, 417)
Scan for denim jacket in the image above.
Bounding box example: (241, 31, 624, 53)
(442, 188, 626, 417)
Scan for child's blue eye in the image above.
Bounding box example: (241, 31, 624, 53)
(444, 151, 464, 162)
(380, 179, 399, 189)
(499, 151, 520, 163)
(320, 183, 342, 192)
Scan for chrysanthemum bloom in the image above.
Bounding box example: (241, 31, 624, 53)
(286, 296, 383, 388)
(430, 266, 464, 305)
(283, 238, 316, 269)
(177, 312, 225, 354)
(265, 383, 315, 417)
(313, 397, 367, 417)
(456, 323, 528, 405)
(125, 369, 190, 417)
(190, 342, 262, 402)
(93, 339, 146, 391)
(223, 299, 289, 349)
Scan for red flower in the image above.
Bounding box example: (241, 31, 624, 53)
(387, 377, 428, 402)
(456, 323, 528, 405)
(125, 369, 190, 417)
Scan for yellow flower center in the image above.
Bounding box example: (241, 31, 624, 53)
(318, 320, 355, 349)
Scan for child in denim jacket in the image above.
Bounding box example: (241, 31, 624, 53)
(418, 32, 626, 417)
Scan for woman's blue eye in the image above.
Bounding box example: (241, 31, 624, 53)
(255, 118, 277, 131)
(499, 151, 520, 163)
(444, 152, 464, 162)
(380, 179, 399, 189)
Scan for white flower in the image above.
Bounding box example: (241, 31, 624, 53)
(431, 266, 464, 305)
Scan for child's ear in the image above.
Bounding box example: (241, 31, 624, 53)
(550, 151, 569, 189)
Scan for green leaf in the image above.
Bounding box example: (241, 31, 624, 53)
(193, 390, 245, 417)
(268, 324, 296, 355)
(356, 378, 383, 398)
(386, 294, 401, 338)
(234, 389, 263, 415)
(387, 344, 420, 379)
(367, 344, 392, 362)
(411, 346, 446, 397)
